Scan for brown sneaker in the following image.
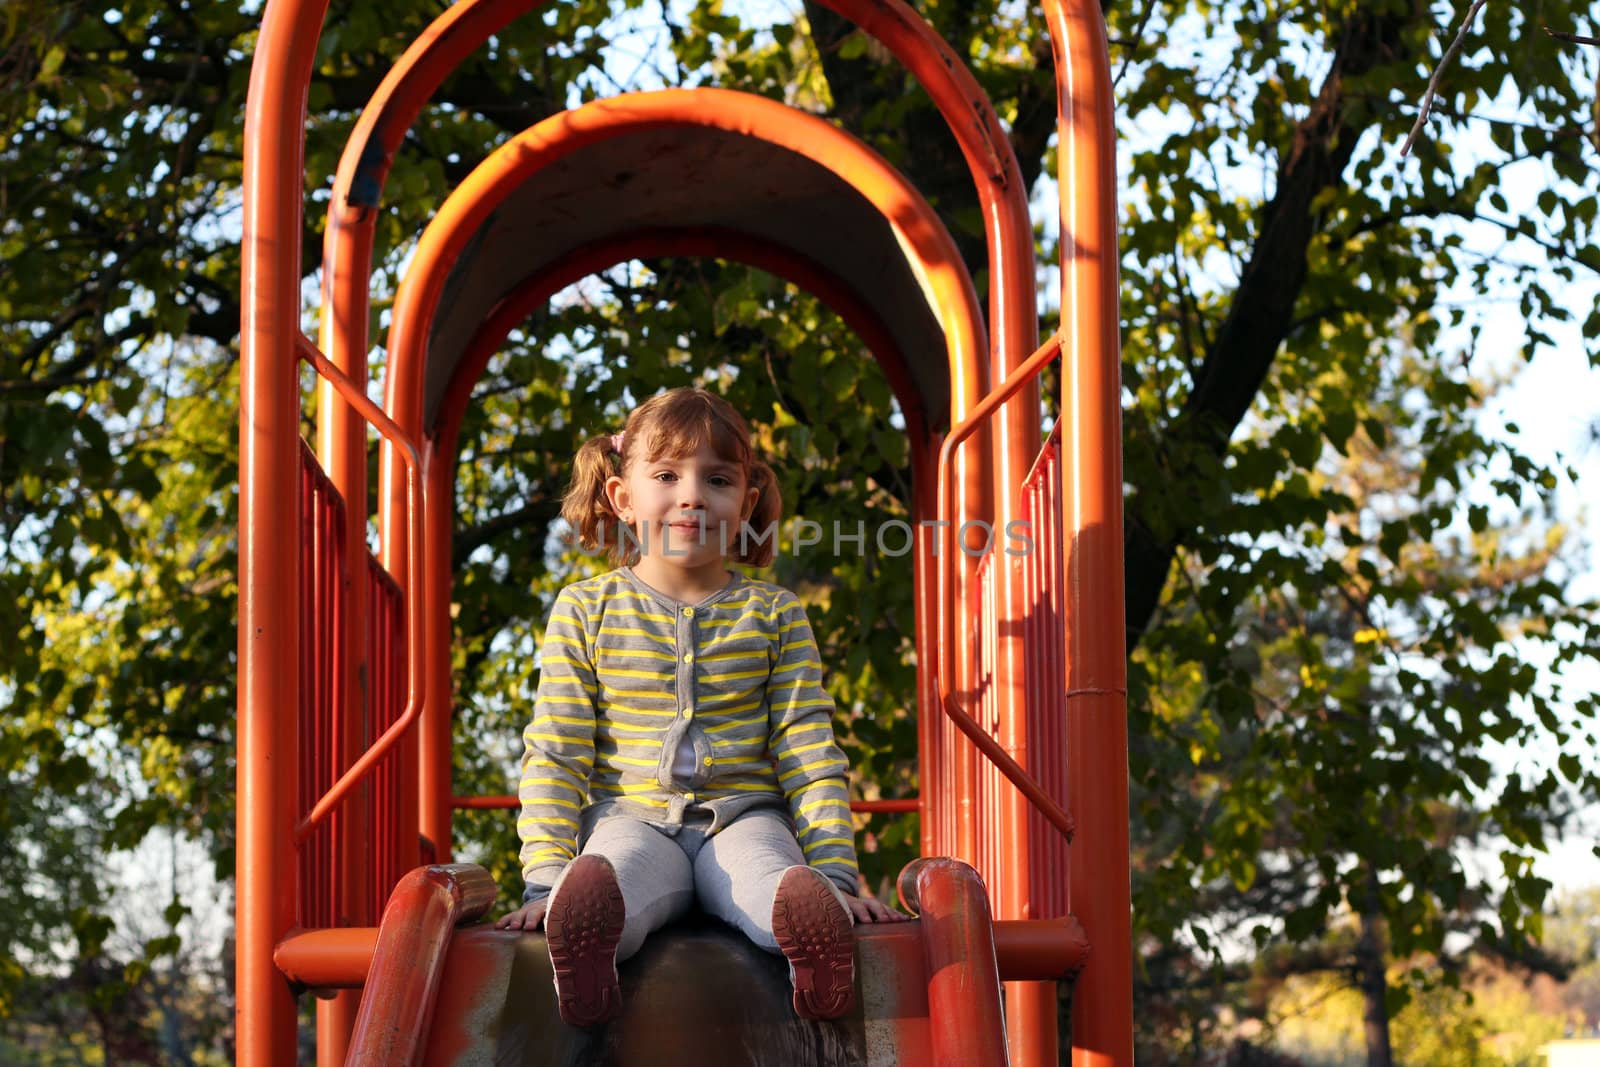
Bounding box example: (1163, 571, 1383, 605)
(545, 854, 626, 1027)
(771, 865, 856, 1020)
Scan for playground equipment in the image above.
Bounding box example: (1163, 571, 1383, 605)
(238, 0, 1126, 1063)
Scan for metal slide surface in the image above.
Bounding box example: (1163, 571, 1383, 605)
(418, 917, 942, 1066)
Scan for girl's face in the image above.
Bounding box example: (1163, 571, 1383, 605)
(605, 439, 759, 588)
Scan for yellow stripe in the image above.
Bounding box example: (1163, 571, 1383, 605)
(542, 680, 598, 695)
(600, 681, 675, 699)
(521, 795, 582, 811)
(604, 753, 661, 769)
(698, 649, 759, 663)
(594, 625, 674, 641)
(537, 699, 596, 712)
(590, 783, 670, 805)
(701, 694, 763, 714)
(780, 760, 844, 786)
(795, 796, 846, 817)
(519, 777, 585, 795)
(537, 714, 595, 728)
(782, 739, 838, 758)
(801, 836, 855, 853)
(517, 815, 580, 830)
(540, 653, 593, 670)
(542, 633, 587, 650)
(525, 732, 596, 750)
(524, 850, 569, 864)
(597, 718, 669, 734)
(598, 665, 675, 681)
(811, 857, 855, 868)
(799, 817, 853, 831)
(599, 605, 675, 623)
(598, 735, 664, 749)
(600, 647, 676, 662)
(771, 659, 823, 674)
(703, 713, 765, 734)
(771, 699, 833, 713)
(701, 667, 770, 684)
(604, 704, 678, 719)
(772, 720, 834, 744)
(519, 832, 578, 844)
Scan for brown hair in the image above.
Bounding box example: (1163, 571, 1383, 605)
(561, 387, 783, 567)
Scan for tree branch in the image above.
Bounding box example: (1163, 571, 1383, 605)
(1400, 0, 1489, 157)
(1124, 7, 1416, 647)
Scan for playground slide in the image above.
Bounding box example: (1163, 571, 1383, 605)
(339, 860, 1012, 1066)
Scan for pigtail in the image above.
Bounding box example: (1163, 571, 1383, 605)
(561, 434, 634, 565)
(736, 457, 783, 567)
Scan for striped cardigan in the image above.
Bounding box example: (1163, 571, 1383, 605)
(518, 567, 860, 898)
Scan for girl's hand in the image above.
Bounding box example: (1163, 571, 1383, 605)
(842, 891, 910, 924)
(495, 899, 549, 931)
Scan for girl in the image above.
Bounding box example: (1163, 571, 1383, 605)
(496, 387, 904, 1028)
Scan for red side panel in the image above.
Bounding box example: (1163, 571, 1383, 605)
(299, 444, 347, 930)
(366, 558, 409, 921)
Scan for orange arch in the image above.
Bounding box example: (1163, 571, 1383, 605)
(377, 87, 988, 580)
(418, 229, 943, 856)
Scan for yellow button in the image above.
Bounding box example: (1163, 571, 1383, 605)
(703, 757, 713, 766)
(683, 652, 694, 663)
(682, 607, 694, 617)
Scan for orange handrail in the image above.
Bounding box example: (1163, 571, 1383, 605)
(900, 858, 1010, 1067)
(934, 331, 1075, 842)
(345, 864, 498, 1064)
(294, 332, 426, 844)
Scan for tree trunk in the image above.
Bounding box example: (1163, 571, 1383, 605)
(1355, 874, 1394, 1067)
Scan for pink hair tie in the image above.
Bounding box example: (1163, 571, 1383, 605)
(609, 432, 625, 454)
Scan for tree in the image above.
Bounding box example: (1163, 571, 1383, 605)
(1129, 343, 1596, 1060)
(4, 0, 1600, 1056)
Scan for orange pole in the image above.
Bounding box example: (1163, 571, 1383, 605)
(938, 330, 1078, 1063)
(1039, 0, 1131, 1063)
(910, 436, 940, 859)
(316, 82, 376, 1062)
(801, 8, 1039, 883)
(322, 0, 543, 870)
(239, 0, 330, 1063)
(420, 436, 453, 860)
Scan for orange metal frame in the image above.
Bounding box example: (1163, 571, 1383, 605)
(239, 0, 1128, 1061)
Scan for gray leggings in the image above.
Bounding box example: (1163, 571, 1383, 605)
(558, 808, 807, 962)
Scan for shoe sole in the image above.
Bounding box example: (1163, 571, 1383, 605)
(771, 866, 856, 1020)
(545, 855, 626, 1027)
